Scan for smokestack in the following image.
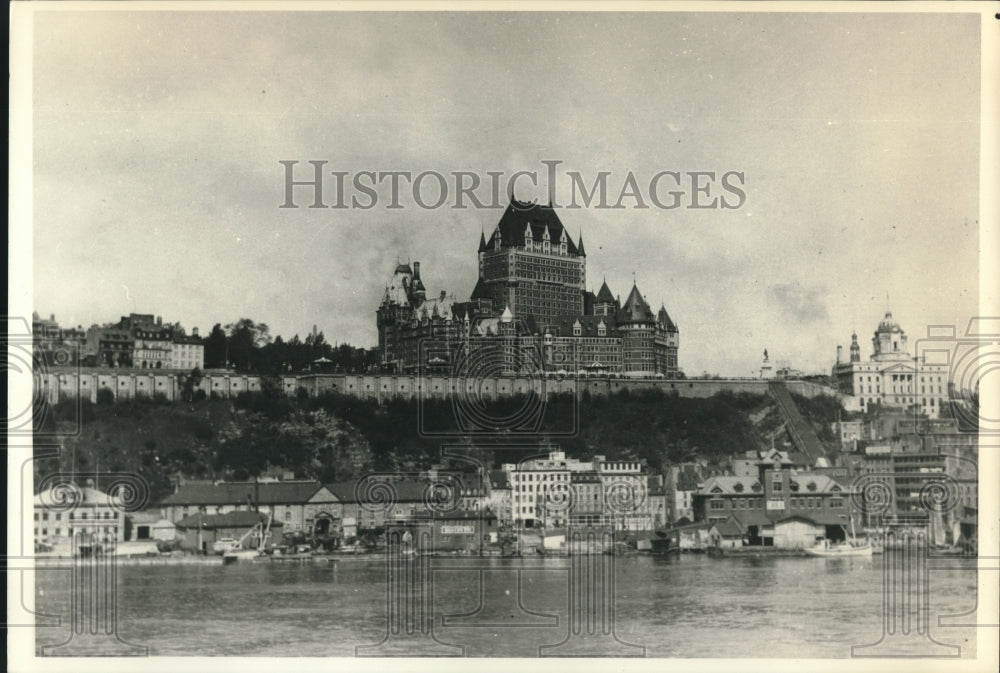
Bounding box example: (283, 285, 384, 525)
(192, 327, 199, 337)
(836, 345, 842, 364)
(413, 261, 421, 278)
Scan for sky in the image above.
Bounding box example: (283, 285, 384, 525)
(30, 9, 982, 376)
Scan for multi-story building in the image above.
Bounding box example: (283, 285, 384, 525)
(693, 449, 855, 548)
(376, 197, 680, 376)
(854, 440, 977, 534)
(34, 481, 126, 553)
(503, 450, 655, 530)
(475, 200, 587, 326)
(485, 470, 513, 522)
(832, 311, 950, 417)
(665, 463, 705, 523)
(85, 324, 134, 368)
(171, 328, 205, 371)
(134, 326, 173, 369)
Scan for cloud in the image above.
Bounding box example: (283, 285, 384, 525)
(770, 283, 829, 324)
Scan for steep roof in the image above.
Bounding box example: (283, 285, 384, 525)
(174, 511, 281, 530)
(470, 277, 491, 301)
(712, 517, 745, 537)
(617, 284, 655, 324)
(596, 280, 616, 304)
(34, 485, 120, 508)
(657, 305, 677, 331)
(160, 481, 323, 507)
(698, 473, 846, 496)
(324, 478, 428, 504)
(545, 314, 617, 338)
(485, 199, 580, 255)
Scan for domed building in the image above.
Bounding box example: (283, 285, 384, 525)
(832, 310, 950, 418)
(871, 311, 910, 362)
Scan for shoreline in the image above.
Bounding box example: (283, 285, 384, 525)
(28, 547, 898, 566)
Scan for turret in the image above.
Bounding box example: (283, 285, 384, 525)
(411, 261, 426, 303)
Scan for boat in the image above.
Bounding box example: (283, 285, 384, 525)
(805, 539, 872, 557)
(806, 512, 872, 557)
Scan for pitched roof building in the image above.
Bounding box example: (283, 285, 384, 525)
(376, 195, 680, 376)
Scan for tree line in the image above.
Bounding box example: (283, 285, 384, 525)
(201, 318, 378, 374)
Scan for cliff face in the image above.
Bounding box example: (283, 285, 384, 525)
(34, 389, 846, 504)
(34, 397, 376, 504)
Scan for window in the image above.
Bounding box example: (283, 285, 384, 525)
(710, 500, 725, 510)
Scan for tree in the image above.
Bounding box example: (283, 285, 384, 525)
(179, 367, 204, 402)
(204, 324, 228, 369)
(225, 318, 271, 372)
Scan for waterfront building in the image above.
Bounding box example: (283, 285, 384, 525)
(159, 480, 327, 533)
(503, 450, 655, 530)
(33, 482, 126, 553)
(692, 449, 855, 548)
(125, 512, 178, 542)
(665, 463, 706, 523)
(376, 197, 680, 376)
(854, 442, 977, 536)
(832, 311, 951, 418)
(174, 511, 281, 553)
(485, 470, 513, 522)
(647, 474, 668, 528)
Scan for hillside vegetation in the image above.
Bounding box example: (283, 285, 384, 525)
(35, 388, 843, 504)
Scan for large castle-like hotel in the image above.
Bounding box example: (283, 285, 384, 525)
(376, 198, 680, 377)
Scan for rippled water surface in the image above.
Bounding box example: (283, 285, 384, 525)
(33, 554, 977, 657)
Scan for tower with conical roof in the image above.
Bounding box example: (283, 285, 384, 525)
(849, 331, 861, 363)
(595, 279, 618, 317)
(617, 283, 657, 376)
(655, 303, 680, 373)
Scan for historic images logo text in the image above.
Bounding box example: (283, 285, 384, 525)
(279, 159, 746, 211)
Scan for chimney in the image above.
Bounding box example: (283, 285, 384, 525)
(156, 316, 162, 326)
(836, 345, 842, 364)
(192, 327, 199, 337)
(413, 261, 421, 278)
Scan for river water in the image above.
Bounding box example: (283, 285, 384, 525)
(33, 554, 977, 658)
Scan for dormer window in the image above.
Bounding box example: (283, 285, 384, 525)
(573, 321, 582, 337)
(597, 321, 606, 337)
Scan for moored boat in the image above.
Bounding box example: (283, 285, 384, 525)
(805, 539, 872, 557)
